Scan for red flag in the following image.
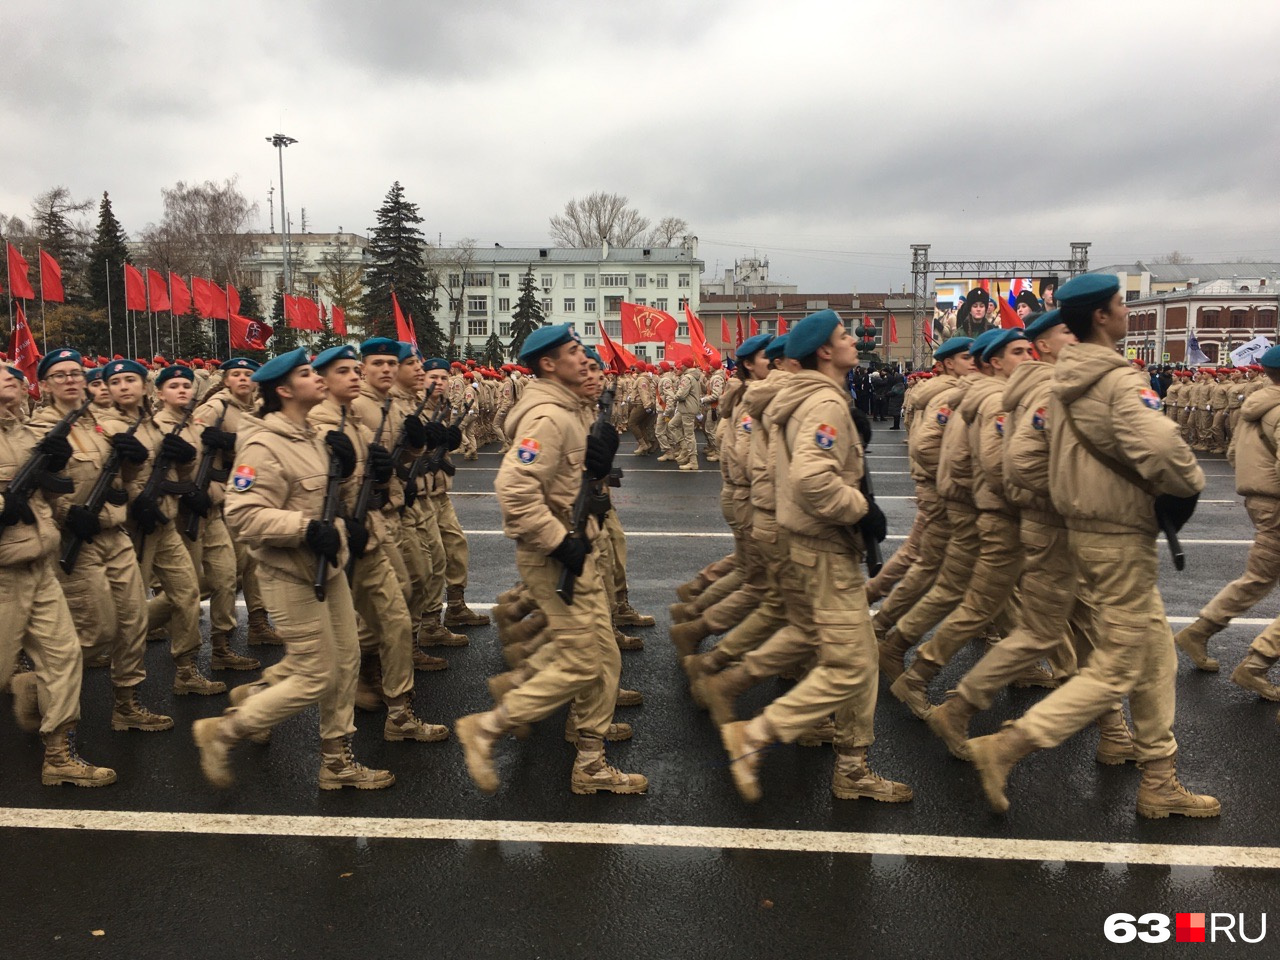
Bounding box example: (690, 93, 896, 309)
(300, 297, 320, 330)
(123, 263, 147, 310)
(8, 302, 41, 396)
(7, 244, 36, 299)
(147, 269, 171, 312)
(777, 314, 788, 335)
(319, 300, 328, 323)
(229, 313, 272, 351)
(749, 315, 759, 338)
(169, 273, 191, 315)
(888, 313, 899, 344)
(226, 283, 241, 316)
(735, 313, 744, 347)
(283, 294, 301, 326)
(923, 315, 934, 345)
(391, 292, 416, 346)
(331, 305, 347, 336)
(663, 341, 697, 367)
(192, 277, 225, 319)
(597, 325, 640, 374)
(995, 283, 1023, 329)
(619, 301, 677, 343)
(39, 251, 64, 302)
(685, 305, 721, 370)
(720, 316, 730, 345)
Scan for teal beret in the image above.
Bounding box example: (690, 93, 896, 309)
(359, 337, 401, 357)
(583, 346, 604, 366)
(312, 344, 359, 371)
(38, 348, 83, 379)
(518, 323, 577, 365)
(103, 358, 148, 382)
(933, 336, 974, 361)
(155, 365, 195, 386)
(1057, 273, 1120, 309)
(395, 341, 417, 362)
(8, 365, 25, 382)
(977, 328, 1028, 362)
(784, 310, 842, 360)
(736, 333, 773, 360)
(84, 367, 103, 384)
(968, 329, 1003, 362)
(1260, 346, 1280, 370)
(221, 357, 261, 372)
(251, 347, 312, 384)
(1022, 309, 1063, 340)
(423, 357, 450, 372)
(764, 334, 789, 360)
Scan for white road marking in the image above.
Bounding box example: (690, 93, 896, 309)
(0, 807, 1272, 869)
(1167, 616, 1272, 626)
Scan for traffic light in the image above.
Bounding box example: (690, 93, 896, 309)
(856, 321, 877, 357)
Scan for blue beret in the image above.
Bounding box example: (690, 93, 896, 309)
(84, 367, 103, 383)
(736, 333, 773, 360)
(583, 346, 603, 366)
(395, 342, 418, 362)
(422, 357, 450, 372)
(103, 358, 149, 382)
(1057, 273, 1120, 309)
(37, 348, 83, 380)
(312, 344, 359, 371)
(7, 365, 25, 382)
(359, 337, 401, 357)
(1022, 309, 1063, 340)
(968, 329, 1003, 362)
(518, 323, 577, 365)
(933, 336, 974, 362)
(251, 347, 312, 384)
(764, 334, 789, 360)
(977, 328, 1028, 362)
(221, 357, 261, 373)
(1260, 346, 1280, 370)
(155, 365, 195, 386)
(785, 310, 843, 360)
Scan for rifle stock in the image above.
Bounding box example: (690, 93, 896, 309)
(345, 398, 392, 579)
(132, 395, 198, 552)
(315, 407, 348, 601)
(60, 411, 144, 574)
(182, 402, 229, 542)
(1, 396, 92, 543)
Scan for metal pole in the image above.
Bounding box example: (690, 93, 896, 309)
(38, 245, 47, 352)
(105, 257, 114, 358)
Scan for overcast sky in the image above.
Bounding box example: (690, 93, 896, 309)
(5, 0, 1279, 293)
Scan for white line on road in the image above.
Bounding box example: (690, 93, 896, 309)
(0, 807, 1273, 869)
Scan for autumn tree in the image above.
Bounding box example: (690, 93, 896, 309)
(360, 181, 442, 353)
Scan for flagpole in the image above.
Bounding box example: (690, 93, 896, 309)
(225, 285, 232, 361)
(37, 245, 47, 352)
(4, 240, 13, 343)
(105, 258, 114, 358)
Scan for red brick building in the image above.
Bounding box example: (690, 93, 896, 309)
(1125, 277, 1279, 364)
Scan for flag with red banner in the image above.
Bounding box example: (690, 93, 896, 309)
(332, 305, 347, 336)
(619, 302, 677, 344)
(777, 314, 788, 335)
(319, 301, 328, 323)
(685, 305, 721, 370)
(720, 316, 730, 346)
(192, 277, 226, 319)
(994, 283, 1024, 329)
(169, 273, 191, 315)
(226, 283, 241, 316)
(392, 292, 417, 349)
(39, 251, 64, 302)
(663, 341, 698, 367)
(300, 297, 320, 331)
(749, 315, 759, 338)
(7, 243, 35, 299)
(597, 325, 641, 373)
(923, 315, 934, 345)
(123, 264, 147, 310)
(888, 313, 899, 344)
(147, 269, 170, 312)
(8, 302, 41, 396)
(735, 313, 744, 347)
(229, 313, 272, 351)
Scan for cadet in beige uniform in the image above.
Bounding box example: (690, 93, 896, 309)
(673, 358, 702, 469)
(969, 273, 1217, 820)
(194, 347, 394, 790)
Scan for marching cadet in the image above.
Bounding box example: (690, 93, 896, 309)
(627, 364, 658, 456)
(968, 274, 1218, 820)
(1207, 368, 1231, 454)
(456, 324, 647, 796)
(673, 357, 702, 470)
(85, 366, 113, 409)
(655, 361, 678, 460)
(719, 310, 907, 803)
(1175, 344, 1280, 699)
(702, 361, 727, 462)
(1, 359, 116, 786)
(195, 348, 395, 790)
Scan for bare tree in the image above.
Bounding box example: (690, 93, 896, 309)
(139, 177, 258, 282)
(1152, 250, 1193, 264)
(646, 216, 689, 247)
(549, 192, 650, 247)
(317, 236, 367, 335)
(29, 186, 93, 260)
(0, 212, 30, 238)
(425, 238, 478, 353)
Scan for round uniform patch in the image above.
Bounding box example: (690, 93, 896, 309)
(741, 413, 753, 433)
(1031, 407, 1047, 431)
(814, 423, 837, 449)
(995, 414, 1006, 436)
(516, 438, 541, 464)
(231, 464, 256, 492)
(936, 405, 952, 426)
(1139, 388, 1162, 411)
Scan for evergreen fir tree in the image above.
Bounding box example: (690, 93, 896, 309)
(464, 339, 477, 361)
(269, 289, 304, 355)
(508, 267, 545, 358)
(360, 181, 443, 352)
(85, 192, 131, 351)
(481, 331, 506, 367)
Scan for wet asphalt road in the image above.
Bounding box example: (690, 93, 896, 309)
(2, 432, 1278, 960)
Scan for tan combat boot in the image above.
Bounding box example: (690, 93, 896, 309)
(318, 737, 395, 790)
(1135, 754, 1221, 819)
(614, 626, 644, 651)
(683, 650, 723, 708)
(926, 690, 978, 760)
(111, 686, 174, 732)
(832, 746, 913, 802)
(667, 601, 698, 624)
(192, 715, 240, 787)
(494, 595, 537, 630)
(11, 672, 41, 733)
(173, 655, 227, 696)
(384, 694, 450, 743)
(699, 664, 756, 728)
(499, 609, 547, 650)
(616, 687, 644, 708)
(1012, 662, 1059, 689)
(1173, 617, 1224, 672)
(456, 707, 514, 794)
(614, 590, 655, 628)
(356, 654, 385, 712)
(418, 614, 468, 648)
(495, 584, 527, 606)
(889, 655, 938, 720)
(570, 736, 648, 795)
(1094, 706, 1135, 765)
(412, 648, 449, 671)
(679, 461, 699, 472)
(670, 616, 712, 660)
(564, 718, 632, 744)
(720, 717, 772, 802)
(444, 585, 491, 627)
(227, 682, 271, 743)
(1230, 651, 1280, 701)
(878, 626, 911, 684)
(246, 608, 284, 646)
(675, 576, 708, 603)
(968, 723, 1037, 813)
(41, 724, 116, 787)
(210, 631, 261, 672)
(797, 716, 837, 747)
(487, 668, 528, 703)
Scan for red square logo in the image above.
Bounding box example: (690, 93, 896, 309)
(1177, 913, 1206, 943)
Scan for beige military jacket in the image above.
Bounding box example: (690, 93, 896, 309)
(29, 403, 137, 532)
(934, 375, 982, 502)
(1001, 360, 1057, 521)
(907, 374, 961, 485)
(0, 411, 61, 565)
(657, 370, 678, 415)
(310, 397, 393, 551)
(745, 371, 792, 515)
(1228, 384, 1280, 497)
(967, 377, 1009, 513)
(192, 391, 258, 509)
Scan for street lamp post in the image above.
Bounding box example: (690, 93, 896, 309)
(265, 133, 298, 294)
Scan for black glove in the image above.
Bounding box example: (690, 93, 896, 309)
(858, 501, 888, 544)
(423, 420, 446, 448)
(36, 434, 73, 473)
(66, 504, 101, 543)
(128, 495, 167, 534)
(850, 405, 873, 448)
(443, 425, 462, 451)
(201, 427, 237, 452)
(550, 535, 590, 576)
(584, 434, 614, 481)
(181, 488, 212, 518)
(0, 493, 36, 529)
(305, 519, 342, 567)
(161, 433, 197, 465)
(324, 431, 356, 479)
(403, 415, 428, 449)
(1154, 492, 1199, 533)
(111, 432, 150, 465)
(600, 422, 620, 458)
(345, 518, 370, 559)
(367, 443, 394, 484)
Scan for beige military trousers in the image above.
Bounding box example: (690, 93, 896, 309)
(715, 513, 791, 661)
(350, 542, 416, 700)
(151, 515, 238, 636)
(1201, 495, 1280, 626)
(431, 493, 469, 591)
(58, 527, 149, 688)
(865, 506, 924, 604)
(0, 555, 83, 734)
(894, 500, 982, 642)
(874, 484, 950, 626)
(139, 522, 203, 661)
(738, 524, 819, 679)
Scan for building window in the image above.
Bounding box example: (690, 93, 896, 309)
(584, 297, 597, 312)
(448, 273, 461, 287)
(562, 274, 575, 289)
(601, 273, 628, 287)
(655, 298, 668, 312)
(678, 297, 689, 311)
(498, 273, 510, 288)
(634, 274, 647, 288)
(635, 298, 646, 307)
(541, 274, 553, 290)
(603, 320, 622, 338)
(563, 298, 576, 312)
(467, 318, 487, 338)
(465, 272, 491, 287)
(605, 296, 623, 313)
(542, 298, 553, 313)
(467, 295, 487, 316)
(498, 297, 511, 312)
(499, 321, 511, 336)
(678, 273, 690, 288)
(656, 275, 669, 288)
(583, 274, 595, 288)
(677, 324, 688, 338)
(584, 322, 597, 336)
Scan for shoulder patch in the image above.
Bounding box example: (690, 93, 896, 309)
(814, 423, 837, 449)
(1138, 388, 1162, 411)
(231, 464, 256, 491)
(516, 437, 541, 464)
(1031, 407, 1047, 431)
(741, 413, 753, 433)
(936, 405, 952, 426)
(995, 414, 1006, 436)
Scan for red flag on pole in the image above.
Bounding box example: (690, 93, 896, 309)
(319, 300, 328, 323)
(619, 302, 677, 343)
(720, 315, 730, 345)
(300, 297, 320, 330)
(283, 294, 300, 326)
(192, 277, 219, 318)
(995, 283, 1024, 329)
(923, 315, 934, 345)
(597, 325, 641, 374)
(391, 292, 416, 345)
(685, 305, 721, 370)
(735, 313, 744, 347)
(123, 264, 147, 310)
(147, 269, 171, 312)
(7, 243, 36, 299)
(331, 305, 347, 336)
(226, 283, 241, 316)
(8, 302, 41, 395)
(888, 313, 899, 344)
(169, 273, 191, 315)
(229, 313, 273, 351)
(39, 251, 64, 302)
(662, 341, 698, 367)
(749, 315, 759, 338)
(777, 314, 787, 335)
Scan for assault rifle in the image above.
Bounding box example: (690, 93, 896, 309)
(0, 396, 89, 542)
(345, 398, 392, 579)
(60, 411, 143, 574)
(555, 388, 615, 604)
(181, 402, 230, 542)
(132, 396, 198, 551)
(315, 407, 347, 601)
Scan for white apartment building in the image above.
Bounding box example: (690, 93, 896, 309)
(240, 231, 371, 306)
